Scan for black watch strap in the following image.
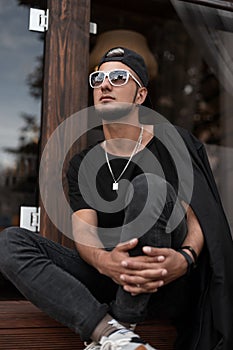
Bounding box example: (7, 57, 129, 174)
(177, 248, 195, 276)
(181, 245, 198, 265)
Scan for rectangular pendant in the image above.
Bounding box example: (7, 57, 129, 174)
(112, 182, 118, 190)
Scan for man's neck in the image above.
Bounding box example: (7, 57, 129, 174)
(102, 122, 153, 157)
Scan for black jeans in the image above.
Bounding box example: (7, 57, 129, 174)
(0, 175, 187, 341)
(110, 174, 187, 322)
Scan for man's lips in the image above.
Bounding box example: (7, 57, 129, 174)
(99, 96, 115, 103)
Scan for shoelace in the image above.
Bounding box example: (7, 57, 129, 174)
(107, 319, 125, 329)
(100, 337, 132, 350)
(84, 341, 100, 350)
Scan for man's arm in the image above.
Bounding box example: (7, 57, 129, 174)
(176, 204, 204, 271)
(72, 209, 165, 287)
(118, 205, 204, 294)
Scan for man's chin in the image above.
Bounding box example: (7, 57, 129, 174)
(95, 103, 135, 122)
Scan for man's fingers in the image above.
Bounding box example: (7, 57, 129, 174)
(123, 280, 164, 295)
(143, 246, 169, 257)
(117, 238, 138, 251)
(120, 268, 167, 283)
(121, 257, 165, 269)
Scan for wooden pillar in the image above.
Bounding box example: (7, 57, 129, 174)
(40, 0, 90, 245)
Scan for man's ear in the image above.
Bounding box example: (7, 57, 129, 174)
(136, 87, 148, 105)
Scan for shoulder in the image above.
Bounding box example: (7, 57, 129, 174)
(174, 125, 203, 151)
(153, 123, 204, 159)
(69, 142, 103, 168)
(67, 142, 103, 180)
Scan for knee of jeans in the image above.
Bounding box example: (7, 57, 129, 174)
(124, 174, 172, 229)
(0, 227, 27, 262)
(125, 174, 150, 216)
(130, 173, 174, 208)
(128, 174, 147, 198)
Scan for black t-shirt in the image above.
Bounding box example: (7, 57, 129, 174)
(67, 136, 179, 232)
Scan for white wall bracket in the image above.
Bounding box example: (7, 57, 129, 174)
(20, 206, 40, 232)
(29, 8, 49, 32)
(29, 7, 97, 34)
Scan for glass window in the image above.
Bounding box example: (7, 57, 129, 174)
(171, 0, 233, 232)
(0, 1, 45, 230)
(90, 0, 233, 232)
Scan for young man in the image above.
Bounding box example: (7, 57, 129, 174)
(0, 47, 232, 350)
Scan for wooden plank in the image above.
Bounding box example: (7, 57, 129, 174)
(0, 330, 81, 350)
(0, 301, 176, 349)
(0, 301, 60, 329)
(0, 301, 82, 349)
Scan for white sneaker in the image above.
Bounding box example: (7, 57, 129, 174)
(84, 341, 101, 350)
(99, 329, 158, 350)
(108, 319, 136, 331)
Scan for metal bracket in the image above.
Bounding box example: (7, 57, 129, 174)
(20, 207, 40, 232)
(90, 22, 97, 34)
(29, 8, 96, 34)
(29, 8, 49, 32)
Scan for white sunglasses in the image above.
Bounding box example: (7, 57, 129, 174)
(89, 69, 142, 88)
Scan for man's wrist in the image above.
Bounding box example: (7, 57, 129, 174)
(95, 249, 108, 274)
(181, 246, 198, 265)
(177, 247, 197, 275)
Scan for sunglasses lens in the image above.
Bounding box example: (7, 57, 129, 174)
(109, 70, 128, 86)
(90, 70, 129, 88)
(90, 72, 105, 88)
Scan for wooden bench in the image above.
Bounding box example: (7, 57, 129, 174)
(0, 300, 176, 349)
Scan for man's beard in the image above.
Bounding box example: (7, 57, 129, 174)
(95, 102, 136, 121)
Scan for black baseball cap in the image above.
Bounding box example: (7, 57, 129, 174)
(98, 47, 153, 108)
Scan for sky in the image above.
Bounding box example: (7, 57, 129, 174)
(0, 0, 43, 168)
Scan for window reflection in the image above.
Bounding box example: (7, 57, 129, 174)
(0, 0, 44, 229)
(91, 0, 233, 232)
(171, 0, 233, 231)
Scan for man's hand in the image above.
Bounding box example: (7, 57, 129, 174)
(95, 238, 139, 284)
(119, 246, 188, 295)
(96, 240, 173, 292)
(120, 205, 204, 295)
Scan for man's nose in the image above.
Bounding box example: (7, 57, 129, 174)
(101, 77, 112, 90)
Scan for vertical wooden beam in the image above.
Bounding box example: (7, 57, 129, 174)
(40, 0, 90, 245)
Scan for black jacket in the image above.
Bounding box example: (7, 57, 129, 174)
(174, 126, 233, 350)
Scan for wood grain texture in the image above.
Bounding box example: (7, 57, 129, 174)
(40, 0, 90, 246)
(0, 301, 176, 350)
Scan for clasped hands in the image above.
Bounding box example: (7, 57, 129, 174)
(98, 238, 188, 296)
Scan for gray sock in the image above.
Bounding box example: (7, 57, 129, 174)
(91, 315, 126, 342)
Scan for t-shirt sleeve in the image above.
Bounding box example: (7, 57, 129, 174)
(66, 154, 94, 213)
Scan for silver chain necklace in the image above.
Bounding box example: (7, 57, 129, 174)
(104, 126, 143, 191)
